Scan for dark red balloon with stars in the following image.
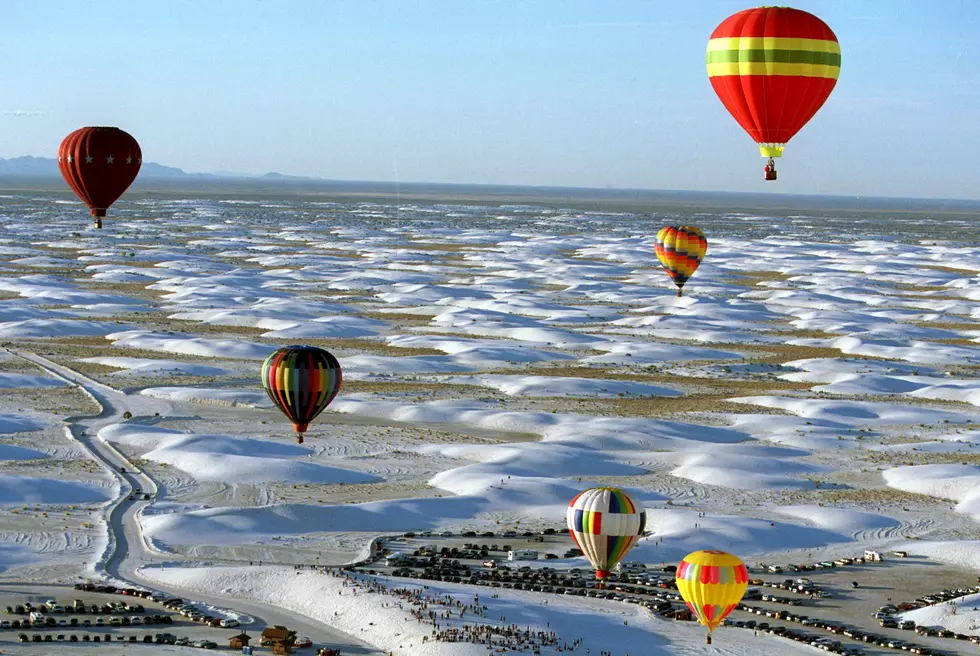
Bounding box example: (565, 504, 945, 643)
(58, 127, 141, 228)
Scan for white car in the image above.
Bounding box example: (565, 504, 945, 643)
(220, 618, 239, 628)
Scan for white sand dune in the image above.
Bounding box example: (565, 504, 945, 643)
(107, 330, 278, 359)
(442, 374, 680, 398)
(80, 357, 234, 376)
(140, 387, 273, 407)
(99, 424, 377, 485)
(0, 474, 110, 504)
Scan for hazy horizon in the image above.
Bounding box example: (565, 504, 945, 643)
(3, 0, 978, 198)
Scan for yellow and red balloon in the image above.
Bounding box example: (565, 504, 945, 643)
(655, 226, 707, 296)
(675, 550, 749, 634)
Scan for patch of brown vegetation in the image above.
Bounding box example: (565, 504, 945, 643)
(437, 255, 474, 266)
(912, 321, 979, 332)
(402, 241, 481, 252)
(886, 282, 954, 293)
(341, 380, 465, 395)
(274, 337, 445, 357)
(815, 487, 943, 506)
(477, 365, 812, 394)
(314, 250, 364, 259)
(931, 338, 980, 348)
(724, 270, 794, 287)
(79, 282, 164, 298)
(0, 385, 99, 415)
(144, 318, 268, 337)
(728, 343, 883, 364)
(918, 264, 977, 275)
(17, 338, 219, 362)
(357, 311, 436, 326)
(53, 360, 125, 376)
(574, 394, 788, 417)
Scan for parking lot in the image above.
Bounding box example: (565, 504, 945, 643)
(356, 531, 980, 656)
(0, 583, 245, 650)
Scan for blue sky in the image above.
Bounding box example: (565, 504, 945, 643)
(1, 1, 977, 198)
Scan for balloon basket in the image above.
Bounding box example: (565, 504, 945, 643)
(293, 423, 308, 444)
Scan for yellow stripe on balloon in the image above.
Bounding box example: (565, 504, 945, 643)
(706, 37, 840, 54)
(707, 61, 839, 78)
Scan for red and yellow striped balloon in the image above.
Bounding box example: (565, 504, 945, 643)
(706, 6, 840, 160)
(655, 226, 707, 296)
(261, 346, 343, 444)
(676, 550, 748, 634)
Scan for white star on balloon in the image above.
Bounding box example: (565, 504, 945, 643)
(106, 155, 114, 164)
(125, 156, 132, 164)
(85, 155, 93, 164)
(58, 156, 62, 162)
(67, 155, 73, 163)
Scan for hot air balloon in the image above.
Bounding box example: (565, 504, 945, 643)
(676, 550, 748, 643)
(706, 7, 841, 180)
(261, 345, 343, 444)
(58, 127, 142, 228)
(566, 487, 646, 585)
(655, 226, 707, 296)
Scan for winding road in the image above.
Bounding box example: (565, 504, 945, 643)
(9, 349, 383, 656)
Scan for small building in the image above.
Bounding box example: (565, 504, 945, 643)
(864, 550, 883, 562)
(664, 608, 694, 622)
(508, 549, 538, 561)
(229, 632, 252, 649)
(261, 625, 297, 654)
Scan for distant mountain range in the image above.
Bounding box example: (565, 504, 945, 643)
(0, 155, 314, 181)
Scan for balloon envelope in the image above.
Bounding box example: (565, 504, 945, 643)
(655, 226, 707, 292)
(261, 345, 343, 443)
(58, 127, 142, 223)
(566, 487, 646, 579)
(706, 7, 840, 158)
(675, 550, 748, 633)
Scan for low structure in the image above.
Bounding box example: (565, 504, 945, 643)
(229, 632, 252, 649)
(261, 625, 297, 654)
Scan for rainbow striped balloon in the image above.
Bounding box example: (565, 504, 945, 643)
(655, 226, 708, 296)
(261, 345, 343, 444)
(675, 550, 748, 633)
(567, 487, 647, 580)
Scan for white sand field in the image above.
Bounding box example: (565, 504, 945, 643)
(0, 197, 977, 654)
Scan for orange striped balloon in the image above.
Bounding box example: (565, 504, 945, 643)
(655, 226, 707, 296)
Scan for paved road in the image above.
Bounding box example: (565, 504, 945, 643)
(10, 350, 384, 655)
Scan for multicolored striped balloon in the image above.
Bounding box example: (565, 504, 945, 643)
(566, 487, 647, 580)
(261, 346, 343, 444)
(707, 6, 840, 160)
(655, 226, 708, 296)
(675, 550, 748, 634)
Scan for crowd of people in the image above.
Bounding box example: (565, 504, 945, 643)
(308, 566, 632, 655)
